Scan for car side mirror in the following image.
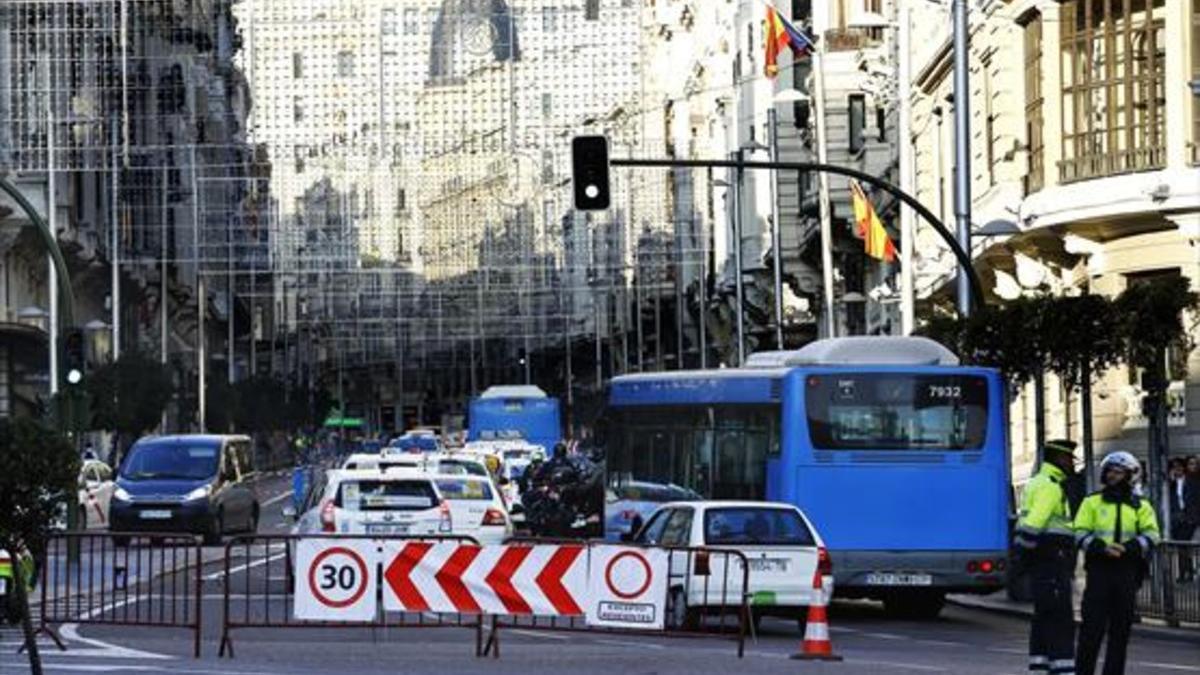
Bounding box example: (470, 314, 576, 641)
(282, 505, 297, 520)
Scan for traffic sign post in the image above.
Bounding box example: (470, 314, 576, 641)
(293, 539, 379, 622)
(585, 546, 668, 630)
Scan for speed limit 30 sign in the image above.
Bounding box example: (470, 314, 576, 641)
(294, 539, 379, 621)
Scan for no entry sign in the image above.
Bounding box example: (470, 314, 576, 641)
(586, 546, 667, 629)
(294, 539, 378, 621)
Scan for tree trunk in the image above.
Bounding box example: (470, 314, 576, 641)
(1081, 361, 1095, 492)
(1034, 368, 1046, 463)
(12, 552, 42, 675)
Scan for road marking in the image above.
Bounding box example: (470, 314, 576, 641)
(58, 623, 170, 661)
(864, 631, 905, 640)
(507, 628, 572, 640)
(0, 662, 276, 675)
(261, 490, 294, 507)
(594, 638, 666, 649)
(915, 638, 966, 648)
(202, 548, 287, 581)
(847, 659, 948, 672)
(1137, 663, 1200, 672)
(987, 646, 1026, 655)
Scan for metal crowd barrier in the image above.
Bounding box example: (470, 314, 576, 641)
(484, 537, 749, 658)
(217, 533, 483, 658)
(218, 534, 749, 659)
(38, 532, 203, 657)
(1137, 540, 1200, 627)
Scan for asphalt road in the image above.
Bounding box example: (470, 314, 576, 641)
(3, 474, 1197, 674)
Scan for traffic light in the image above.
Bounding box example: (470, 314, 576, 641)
(63, 327, 86, 386)
(571, 135, 611, 211)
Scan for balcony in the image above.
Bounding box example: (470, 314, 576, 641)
(1058, 145, 1166, 183)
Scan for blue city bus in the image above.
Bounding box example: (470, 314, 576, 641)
(467, 385, 562, 453)
(602, 337, 1010, 617)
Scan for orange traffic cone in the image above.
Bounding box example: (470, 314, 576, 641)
(791, 570, 842, 661)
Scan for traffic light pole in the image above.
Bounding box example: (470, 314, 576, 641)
(608, 157, 985, 310)
(0, 175, 79, 563)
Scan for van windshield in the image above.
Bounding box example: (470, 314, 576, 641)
(120, 443, 220, 481)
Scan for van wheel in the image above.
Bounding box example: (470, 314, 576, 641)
(204, 510, 224, 546)
(797, 610, 809, 635)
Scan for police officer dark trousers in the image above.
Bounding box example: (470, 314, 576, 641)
(1016, 440, 1078, 674)
(1074, 452, 1160, 675)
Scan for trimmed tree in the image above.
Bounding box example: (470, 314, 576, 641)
(1114, 275, 1200, 526)
(1039, 294, 1125, 487)
(0, 418, 78, 674)
(85, 351, 175, 466)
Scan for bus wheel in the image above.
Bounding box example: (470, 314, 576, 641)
(883, 592, 945, 620)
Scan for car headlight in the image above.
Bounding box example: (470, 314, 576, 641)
(184, 485, 212, 501)
(113, 486, 131, 502)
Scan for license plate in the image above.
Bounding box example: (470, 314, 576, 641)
(865, 572, 933, 586)
(138, 510, 172, 520)
(745, 558, 790, 573)
(365, 523, 411, 535)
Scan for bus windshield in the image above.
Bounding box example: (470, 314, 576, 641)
(804, 373, 989, 450)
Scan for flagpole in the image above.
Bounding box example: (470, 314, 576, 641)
(898, 1, 915, 335)
(812, 48, 836, 338)
(759, 0, 835, 337)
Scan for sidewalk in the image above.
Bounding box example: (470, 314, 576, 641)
(948, 591, 1200, 644)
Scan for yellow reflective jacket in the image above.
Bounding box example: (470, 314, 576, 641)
(1074, 491, 1160, 554)
(1015, 463, 1074, 551)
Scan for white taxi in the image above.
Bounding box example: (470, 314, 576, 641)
(304, 469, 452, 537)
(430, 474, 512, 545)
(633, 501, 832, 633)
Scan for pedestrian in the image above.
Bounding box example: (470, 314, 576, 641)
(1168, 458, 1196, 582)
(1014, 439, 1079, 675)
(1074, 451, 1160, 675)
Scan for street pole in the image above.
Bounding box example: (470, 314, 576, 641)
(48, 106, 59, 398)
(732, 151, 746, 365)
(768, 108, 784, 349)
(898, 3, 916, 335)
(198, 274, 206, 432)
(111, 121, 121, 360)
(952, 0, 973, 317)
(161, 164, 169, 368)
(812, 49, 836, 338)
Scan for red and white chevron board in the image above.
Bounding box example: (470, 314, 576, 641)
(382, 542, 586, 616)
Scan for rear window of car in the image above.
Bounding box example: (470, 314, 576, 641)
(703, 508, 815, 546)
(435, 479, 494, 501)
(437, 461, 488, 477)
(336, 480, 438, 511)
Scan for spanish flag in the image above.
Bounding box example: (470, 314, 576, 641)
(764, 6, 816, 78)
(851, 181, 898, 263)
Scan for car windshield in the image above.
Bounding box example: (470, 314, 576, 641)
(120, 443, 219, 481)
(703, 508, 815, 546)
(336, 480, 438, 512)
(434, 479, 494, 501)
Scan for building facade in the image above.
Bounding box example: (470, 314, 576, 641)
(908, 0, 1200, 481)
